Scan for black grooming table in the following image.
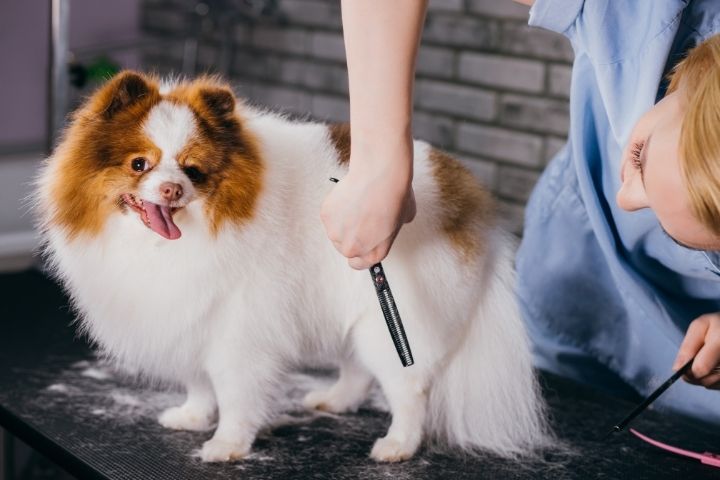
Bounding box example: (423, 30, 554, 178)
(1, 269, 719, 480)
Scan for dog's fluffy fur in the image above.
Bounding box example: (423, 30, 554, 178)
(35, 71, 550, 462)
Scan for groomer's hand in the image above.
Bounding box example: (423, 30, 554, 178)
(326, 0, 426, 270)
(673, 313, 720, 389)
(321, 137, 416, 270)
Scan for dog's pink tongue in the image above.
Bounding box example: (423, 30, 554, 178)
(144, 201, 181, 240)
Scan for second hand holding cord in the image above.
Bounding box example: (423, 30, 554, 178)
(328, 177, 414, 367)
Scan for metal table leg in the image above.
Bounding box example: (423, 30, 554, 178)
(0, 427, 14, 480)
(48, 0, 70, 152)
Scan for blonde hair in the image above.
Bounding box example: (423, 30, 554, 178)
(668, 34, 720, 235)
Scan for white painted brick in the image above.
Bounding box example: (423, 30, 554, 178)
(251, 27, 310, 55)
(279, 0, 342, 28)
(456, 123, 543, 167)
(415, 80, 496, 121)
(423, 14, 499, 49)
(233, 52, 282, 79)
(239, 82, 313, 114)
(416, 46, 455, 79)
(274, 57, 304, 83)
(234, 25, 252, 45)
(458, 53, 544, 93)
(427, 0, 464, 12)
(549, 64, 572, 98)
(499, 94, 569, 135)
(311, 94, 349, 122)
(310, 32, 346, 62)
(412, 112, 455, 149)
(501, 23, 574, 63)
(196, 43, 221, 70)
(303, 62, 348, 93)
(496, 165, 540, 202)
(279, 59, 348, 94)
(468, 0, 530, 20)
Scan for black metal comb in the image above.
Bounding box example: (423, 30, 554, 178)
(328, 176, 414, 367)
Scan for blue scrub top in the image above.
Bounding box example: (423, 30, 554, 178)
(517, 0, 720, 423)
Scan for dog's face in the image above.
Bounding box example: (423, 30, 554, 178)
(44, 71, 263, 240)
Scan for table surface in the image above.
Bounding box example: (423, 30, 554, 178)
(1, 269, 719, 480)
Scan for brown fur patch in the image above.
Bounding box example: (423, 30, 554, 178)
(49, 71, 163, 239)
(328, 123, 351, 166)
(429, 148, 495, 261)
(324, 123, 492, 260)
(46, 71, 264, 239)
(166, 76, 264, 235)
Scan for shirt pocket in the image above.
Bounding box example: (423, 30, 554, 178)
(574, 1, 686, 65)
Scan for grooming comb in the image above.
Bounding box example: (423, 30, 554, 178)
(606, 358, 694, 437)
(328, 177, 414, 367)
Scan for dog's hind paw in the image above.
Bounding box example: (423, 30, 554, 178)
(200, 438, 251, 463)
(302, 389, 358, 414)
(370, 436, 418, 463)
(159, 405, 214, 431)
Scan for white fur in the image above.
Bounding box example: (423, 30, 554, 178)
(140, 101, 197, 205)
(37, 103, 551, 462)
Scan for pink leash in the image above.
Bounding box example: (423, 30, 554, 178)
(630, 428, 720, 468)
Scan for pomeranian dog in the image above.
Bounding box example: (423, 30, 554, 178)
(36, 71, 550, 462)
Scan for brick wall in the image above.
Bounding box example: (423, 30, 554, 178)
(141, 0, 573, 234)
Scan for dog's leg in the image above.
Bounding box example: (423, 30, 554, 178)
(158, 376, 217, 431)
(353, 316, 430, 462)
(199, 353, 278, 463)
(369, 369, 428, 462)
(302, 359, 374, 413)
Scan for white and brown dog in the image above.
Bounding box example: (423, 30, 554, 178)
(36, 71, 550, 462)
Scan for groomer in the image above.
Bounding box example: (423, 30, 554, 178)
(322, 0, 720, 423)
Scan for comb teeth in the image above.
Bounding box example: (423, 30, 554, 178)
(371, 264, 414, 367)
(378, 288, 414, 366)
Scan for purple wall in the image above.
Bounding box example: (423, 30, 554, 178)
(0, 0, 142, 151)
(0, 1, 50, 150)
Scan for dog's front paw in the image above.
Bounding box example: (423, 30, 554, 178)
(370, 436, 418, 463)
(159, 405, 214, 431)
(302, 389, 357, 414)
(200, 437, 251, 463)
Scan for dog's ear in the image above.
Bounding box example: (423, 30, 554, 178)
(198, 86, 236, 118)
(92, 71, 157, 120)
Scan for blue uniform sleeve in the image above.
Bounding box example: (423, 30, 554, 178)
(528, 0, 584, 36)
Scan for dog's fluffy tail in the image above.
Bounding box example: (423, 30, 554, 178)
(425, 231, 553, 457)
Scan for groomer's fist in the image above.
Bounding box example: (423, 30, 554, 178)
(321, 141, 416, 270)
(674, 313, 720, 389)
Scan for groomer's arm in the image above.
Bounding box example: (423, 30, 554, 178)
(321, 0, 427, 270)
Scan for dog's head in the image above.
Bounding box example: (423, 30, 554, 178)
(41, 71, 263, 240)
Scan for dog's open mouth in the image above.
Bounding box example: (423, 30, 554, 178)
(121, 194, 182, 240)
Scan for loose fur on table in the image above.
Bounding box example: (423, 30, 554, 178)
(34, 71, 552, 462)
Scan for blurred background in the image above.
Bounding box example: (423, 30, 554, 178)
(0, 3, 571, 476)
(0, 0, 572, 276)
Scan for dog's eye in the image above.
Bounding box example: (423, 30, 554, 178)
(131, 157, 148, 172)
(183, 166, 205, 183)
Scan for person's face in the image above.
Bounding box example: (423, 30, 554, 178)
(616, 86, 720, 250)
